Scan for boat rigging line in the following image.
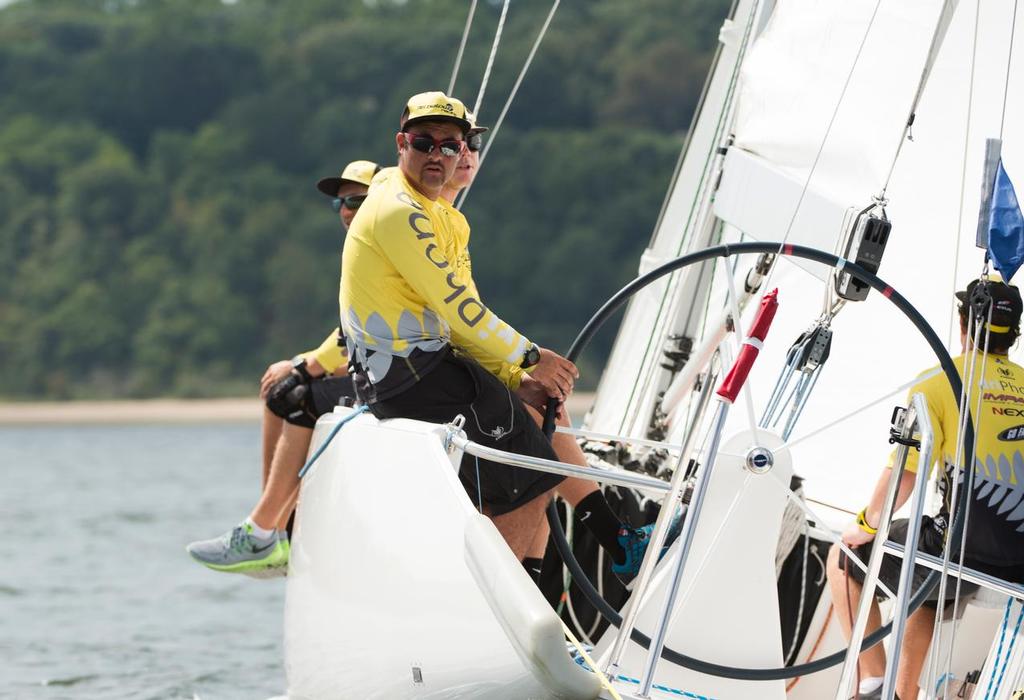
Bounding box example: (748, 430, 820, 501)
(470, 0, 509, 118)
(542, 240, 975, 681)
(879, 0, 961, 198)
(754, 0, 884, 304)
(611, 0, 760, 438)
(455, 0, 560, 209)
(999, 0, 1019, 141)
(947, 0, 983, 349)
(447, 0, 478, 95)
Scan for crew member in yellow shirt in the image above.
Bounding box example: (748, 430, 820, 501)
(826, 278, 1024, 700)
(340, 92, 673, 581)
(187, 159, 379, 576)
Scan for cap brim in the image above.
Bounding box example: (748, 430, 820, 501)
(955, 290, 968, 303)
(402, 115, 472, 133)
(317, 177, 342, 197)
(469, 125, 489, 134)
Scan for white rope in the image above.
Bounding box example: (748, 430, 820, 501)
(457, 0, 560, 209)
(946, 0, 982, 349)
(472, 0, 510, 117)
(448, 0, 479, 95)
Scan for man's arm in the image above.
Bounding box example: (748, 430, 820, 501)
(842, 467, 918, 546)
(375, 206, 574, 394)
(300, 328, 349, 376)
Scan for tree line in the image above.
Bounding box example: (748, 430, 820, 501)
(0, 0, 728, 399)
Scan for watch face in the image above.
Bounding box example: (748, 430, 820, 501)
(524, 345, 540, 368)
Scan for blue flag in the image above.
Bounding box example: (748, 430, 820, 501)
(988, 160, 1024, 283)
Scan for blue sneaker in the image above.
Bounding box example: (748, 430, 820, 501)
(611, 509, 684, 588)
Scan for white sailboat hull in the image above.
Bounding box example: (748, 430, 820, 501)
(283, 408, 601, 700)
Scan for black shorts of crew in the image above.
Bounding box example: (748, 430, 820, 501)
(266, 375, 356, 429)
(841, 517, 1024, 608)
(368, 349, 565, 516)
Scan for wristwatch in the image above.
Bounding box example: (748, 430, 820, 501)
(521, 343, 541, 370)
(291, 356, 313, 382)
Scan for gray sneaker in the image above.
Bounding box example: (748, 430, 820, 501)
(186, 523, 288, 574)
(242, 532, 289, 579)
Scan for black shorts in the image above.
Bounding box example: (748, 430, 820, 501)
(284, 375, 356, 429)
(842, 517, 1024, 607)
(368, 351, 565, 516)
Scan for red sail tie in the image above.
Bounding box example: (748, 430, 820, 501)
(716, 289, 779, 404)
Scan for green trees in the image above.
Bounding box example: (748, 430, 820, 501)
(0, 0, 728, 399)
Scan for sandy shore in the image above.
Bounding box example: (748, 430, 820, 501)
(0, 393, 597, 425)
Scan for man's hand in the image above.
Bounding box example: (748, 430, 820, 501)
(841, 519, 876, 547)
(260, 360, 293, 398)
(516, 375, 564, 420)
(528, 347, 578, 400)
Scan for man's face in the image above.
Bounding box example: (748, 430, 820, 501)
(448, 146, 480, 192)
(396, 121, 465, 198)
(336, 181, 368, 230)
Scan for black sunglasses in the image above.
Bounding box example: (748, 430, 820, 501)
(467, 132, 483, 153)
(404, 133, 464, 157)
(332, 195, 367, 212)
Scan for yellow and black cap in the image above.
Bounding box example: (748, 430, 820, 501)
(400, 91, 473, 134)
(956, 276, 1023, 333)
(316, 159, 382, 198)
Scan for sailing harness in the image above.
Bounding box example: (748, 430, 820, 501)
(541, 240, 973, 681)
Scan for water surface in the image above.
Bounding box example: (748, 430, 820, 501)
(1, 423, 285, 699)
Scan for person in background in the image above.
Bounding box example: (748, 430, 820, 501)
(186, 160, 379, 576)
(826, 278, 1024, 700)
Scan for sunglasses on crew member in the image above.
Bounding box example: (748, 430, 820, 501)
(403, 132, 465, 157)
(467, 132, 483, 153)
(332, 194, 367, 212)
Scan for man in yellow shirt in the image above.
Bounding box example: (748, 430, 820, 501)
(341, 92, 669, 580)
(187, 160, 379, 575)
(826, 278, 1024, 700)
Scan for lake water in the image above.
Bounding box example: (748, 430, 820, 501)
(1, 423, 285, 699)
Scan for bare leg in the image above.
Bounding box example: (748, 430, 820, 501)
(261, 407, 284, 489)
(523, 405, 601, 507)
(826, 543, 887, 679)
(526, 513, 550, 560)
(490, 489, 555, 560)
(896, 606, 935, 700)
(250, 422, 314, 531)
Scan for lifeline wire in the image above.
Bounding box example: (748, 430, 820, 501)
(456, 0, 560, 209)
(448, 0, 478, 95)
(471, 0, 510, 117)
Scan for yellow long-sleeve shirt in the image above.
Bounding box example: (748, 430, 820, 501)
(299, 327, 348, 374)
(339, 169, 531, 402)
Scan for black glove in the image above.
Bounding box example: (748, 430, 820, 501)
(265, 370, 311, 419)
